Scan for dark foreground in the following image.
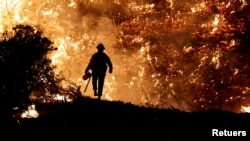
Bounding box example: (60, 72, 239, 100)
(1, 97, 250, 140)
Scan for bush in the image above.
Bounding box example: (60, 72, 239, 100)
(0, 24, 57, 108)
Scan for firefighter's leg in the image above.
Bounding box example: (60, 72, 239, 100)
(92, 74, 98, 96)
(97, 74, 105, 99)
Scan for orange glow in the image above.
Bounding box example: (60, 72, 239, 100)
(241, 106, 250, 113)
(21, 104, 39, 118)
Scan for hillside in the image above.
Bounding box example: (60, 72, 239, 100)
(1, 96, 250, 140)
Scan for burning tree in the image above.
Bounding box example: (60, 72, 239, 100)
(0, 24, 59, 108)
(106, 0, 250, 111)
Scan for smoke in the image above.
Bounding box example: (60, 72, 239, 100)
(20, 0, 145, 105)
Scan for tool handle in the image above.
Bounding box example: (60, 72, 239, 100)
(84, 76, 91, 93)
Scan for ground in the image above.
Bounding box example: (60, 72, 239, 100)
(1, 96, 250, 140)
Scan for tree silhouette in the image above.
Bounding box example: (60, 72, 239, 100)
(0, 24, 57, 108)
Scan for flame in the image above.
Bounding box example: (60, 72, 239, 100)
(128, 2, 155, 12)
(53, 94, 73, 102)
(0, 0, 24, 32)
(168, 0, 174, 8)
(210, 14, 224, 34)
(21, 104, 39, 118)
(191, 1, 206, 13)
(241, 106, 250, 113)
(211, 50, 221, 69)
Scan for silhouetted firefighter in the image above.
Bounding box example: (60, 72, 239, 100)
(84, 43, 113, 100)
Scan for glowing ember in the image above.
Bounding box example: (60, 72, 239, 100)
(241, 106, 250, 113)
(53, 94, 74, 102)
(53, 94, 65, 101)
(21, 104, 39, 118)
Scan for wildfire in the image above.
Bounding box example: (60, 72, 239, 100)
(53, 94, 74, 102)
(241, 106, 250, 113)
(191, 1, 206, 13)
(0, 0, 23, 32)
(21, 104, 39, 118)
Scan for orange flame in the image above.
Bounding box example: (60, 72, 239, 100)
(21, 104, 39, 118)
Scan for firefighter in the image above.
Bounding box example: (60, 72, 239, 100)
(84, 43, 113, 100)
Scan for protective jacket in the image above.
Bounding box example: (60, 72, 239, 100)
(85, 51, 112, 74)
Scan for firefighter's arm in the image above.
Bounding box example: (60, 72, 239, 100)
(109, 67, 113, 73)
(107, 57, 113, 74)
